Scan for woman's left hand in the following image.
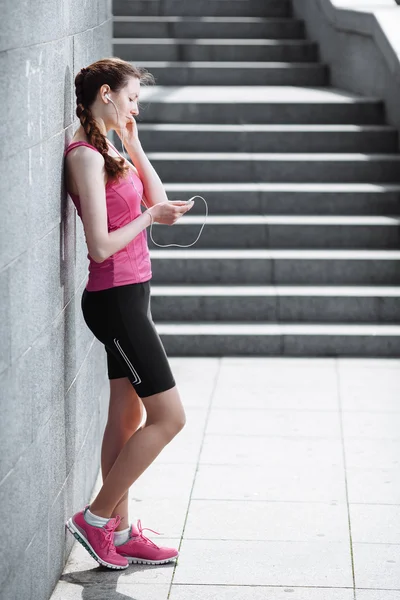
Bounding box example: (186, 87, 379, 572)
(115, 115, 140, 147)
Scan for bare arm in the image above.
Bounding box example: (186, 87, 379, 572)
(123, 138, 168, 207)
(69, 146, 193, 263)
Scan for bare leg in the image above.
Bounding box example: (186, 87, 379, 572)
(100, 377, 144, 531)
(90, 385, 186, 518)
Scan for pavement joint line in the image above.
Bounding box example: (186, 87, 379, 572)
(167, 358, 222, 599)
(335, 360, 357, 600)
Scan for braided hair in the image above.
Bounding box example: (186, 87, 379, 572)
(74, 58, 155, 182)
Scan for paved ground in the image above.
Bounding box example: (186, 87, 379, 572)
(50, 357, 400, 600)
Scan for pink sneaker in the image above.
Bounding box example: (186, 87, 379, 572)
(65, 506, 129, 570)
(115, 520, 179, 565)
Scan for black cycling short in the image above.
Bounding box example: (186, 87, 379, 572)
(81, 280, 176, 398)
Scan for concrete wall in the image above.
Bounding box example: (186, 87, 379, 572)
(292, 0, 400, 148)
(0, 2, 113, 599)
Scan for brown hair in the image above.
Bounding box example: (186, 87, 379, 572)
(74, 58, 155, 182)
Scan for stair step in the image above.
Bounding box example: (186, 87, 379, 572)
(135, 124, 398, 153)
(154, 322, 400, 357)
(149, 249, 400, 284)
(147, 215, 400, 249)
(113, 16, 306, 39)
(114, 38, 318, 62)
(151, 285, 400, 323)
(113, 0, 291, 18)
(163, 183, 400, 215)
(133, 61, 328, 86)
(138, 86, 384, 124)
(142, 152, 400, 183)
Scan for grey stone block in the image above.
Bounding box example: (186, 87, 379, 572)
(0, 268, 10, 374)
(0, 556, 31, 600)
(0, 449, 34, 588)
(47, 486, 68, 597)
(67, 0, 104, 34)
(0, 361, 32, 483)
(0, 40, 73, 158)
(63, 280, 94, 392)
(24, 521, 51, 600)
(29, 315, 64, 447)
(9, 227, 62, 362)
(0, 0, 67, 53)
(47, 398, 67, 507)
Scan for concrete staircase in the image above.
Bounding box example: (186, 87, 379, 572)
(113, 0, 400, 356)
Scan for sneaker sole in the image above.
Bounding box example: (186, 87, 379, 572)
(65, 519, 129, 570)
(122, 553, 179, 565)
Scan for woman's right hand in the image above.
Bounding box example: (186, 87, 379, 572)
(145, 200, 194, 226)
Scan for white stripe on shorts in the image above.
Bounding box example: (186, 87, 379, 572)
(113, 338, 142, 385)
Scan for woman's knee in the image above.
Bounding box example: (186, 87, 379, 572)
(142, 385, 186, 440)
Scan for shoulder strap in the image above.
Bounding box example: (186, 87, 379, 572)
(64, 141, 100, 156)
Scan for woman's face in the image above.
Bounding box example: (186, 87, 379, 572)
(106, 76, 141, 129)
(117, 76, 141, 123)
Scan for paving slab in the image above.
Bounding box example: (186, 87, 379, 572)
(199, 435, 345, 467)
(173, 539, 353, 587)
(212, 358, 339, 410)
(191, 464, 347, 503)
(353, 543, 400, 589)
(206, 407, 342, 438)
(183, 499, 349, 542)
(344, 439, 400, 469)
(346, 467, 400, 504)
(349, 505, 400, 544)
(342, 412, 400, 440)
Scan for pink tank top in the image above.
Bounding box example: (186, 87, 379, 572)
(64, 141, 152, 291)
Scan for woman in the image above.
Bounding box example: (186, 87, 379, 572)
(63, 57, 193, 570)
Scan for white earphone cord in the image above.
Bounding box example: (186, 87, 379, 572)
(108, 95, 208, 248)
